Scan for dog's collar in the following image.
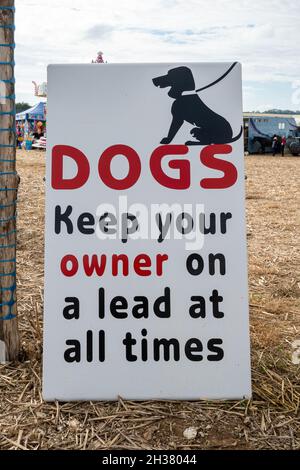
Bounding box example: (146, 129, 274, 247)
(182, 90, 198, 96)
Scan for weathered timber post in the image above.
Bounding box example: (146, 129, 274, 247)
(0, 0, 19, 361)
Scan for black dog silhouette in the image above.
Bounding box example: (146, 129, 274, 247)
(152, 66, 242, 145)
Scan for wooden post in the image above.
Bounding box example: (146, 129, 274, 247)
(0, 0, 19, 361)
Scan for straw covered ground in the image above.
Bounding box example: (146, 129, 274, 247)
(0, 150, 299, 450)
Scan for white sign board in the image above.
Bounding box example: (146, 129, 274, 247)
(43, 63, 251, 400)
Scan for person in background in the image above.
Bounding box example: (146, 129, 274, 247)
(16, 125, 23, 149)
(32, 122, 44, 140)
(281, 135, 286, 156)
(272, 134, 278, 156)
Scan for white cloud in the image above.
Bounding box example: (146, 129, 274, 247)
(85, 24, 115, 40)
(14, 0, 300, 109)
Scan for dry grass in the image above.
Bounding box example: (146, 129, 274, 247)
(0, 150, 299, 450)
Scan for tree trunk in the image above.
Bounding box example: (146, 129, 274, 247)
(0, 0, 19, 361)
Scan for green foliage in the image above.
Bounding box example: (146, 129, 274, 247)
(247, 109, 300, 114)
(263, 109, 300, 114)
(16, 102, 32, 113)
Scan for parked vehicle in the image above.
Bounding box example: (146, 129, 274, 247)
(243, 114, 300, 155)
(286, 129, 300, 155)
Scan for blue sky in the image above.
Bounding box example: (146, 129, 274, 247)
(15, 0, 300, 111)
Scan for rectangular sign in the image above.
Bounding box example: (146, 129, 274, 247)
(43, 63, 251, 400)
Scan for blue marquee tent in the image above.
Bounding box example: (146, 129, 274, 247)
(16, 101, 46, 121)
